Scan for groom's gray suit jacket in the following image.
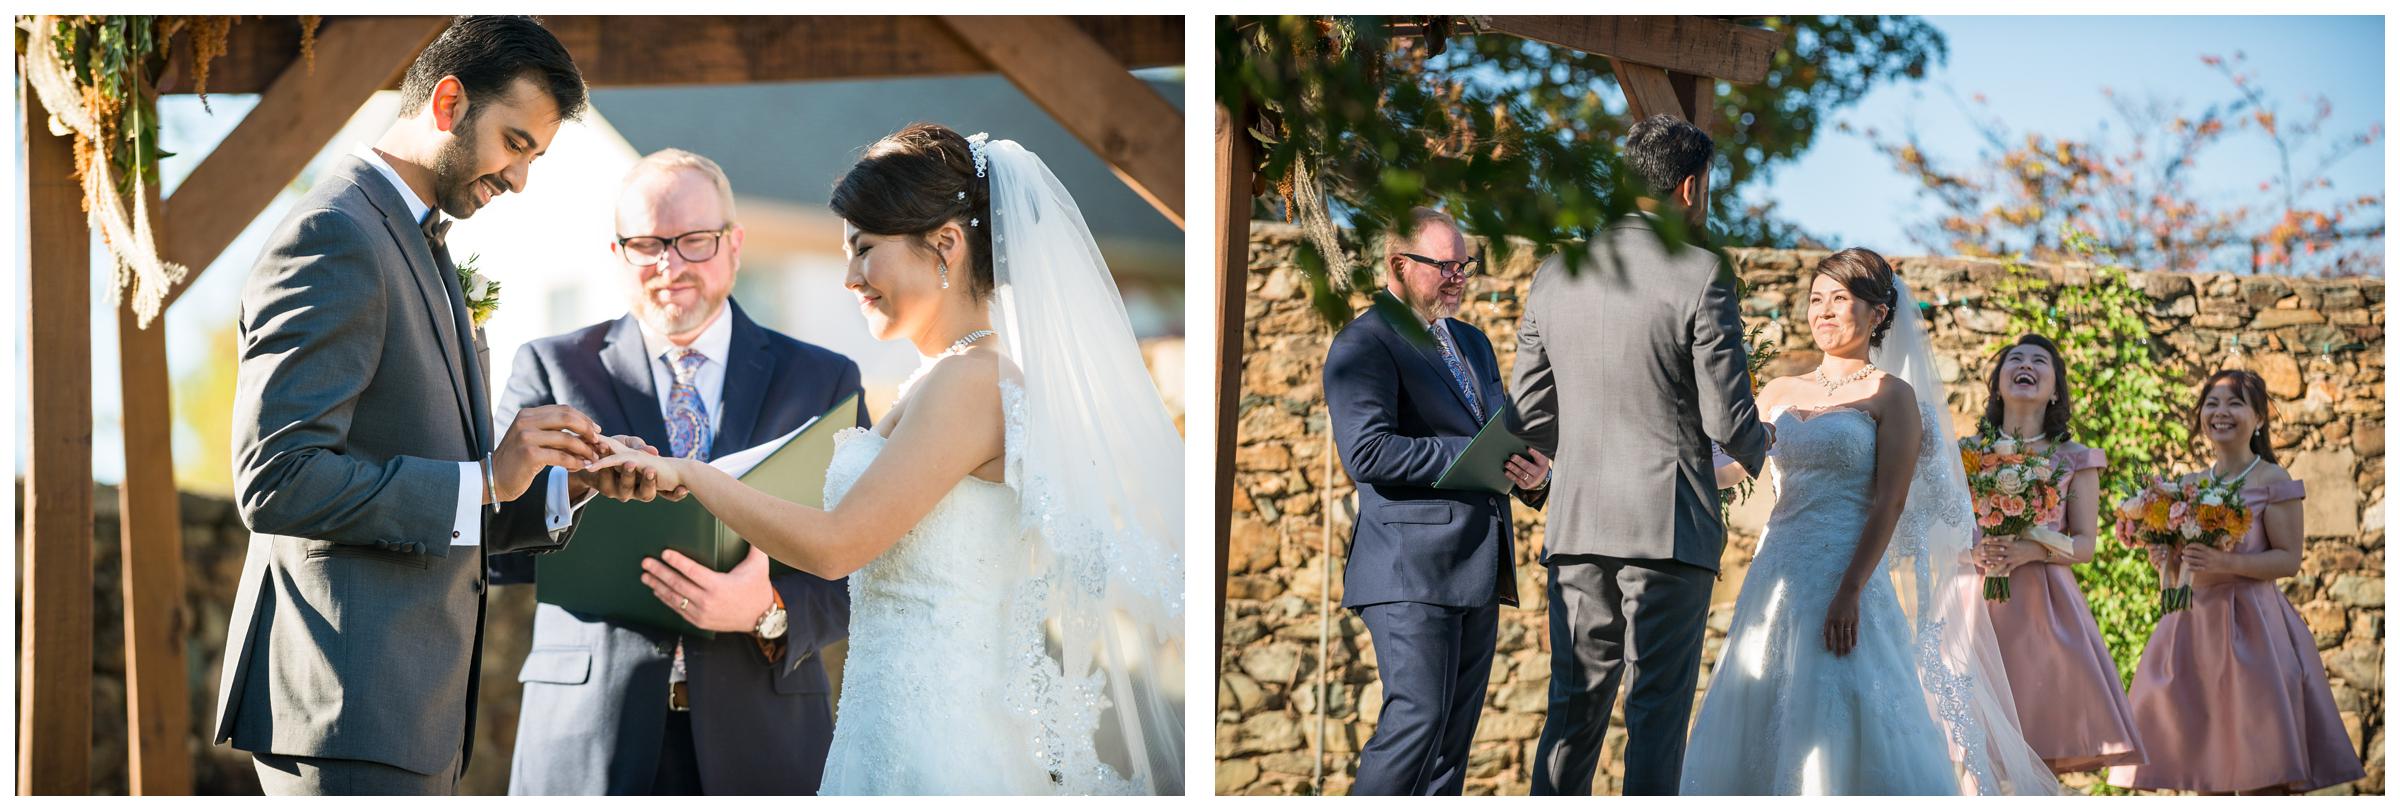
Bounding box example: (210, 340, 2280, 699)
(215, 155, 575, 777)
(1509, 215, 1771, 571)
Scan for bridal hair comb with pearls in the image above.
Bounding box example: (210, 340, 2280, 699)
(966, 131, 991, 178)
(966, 132, 991, 226)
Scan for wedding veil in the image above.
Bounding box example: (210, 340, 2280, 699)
(980, 136, 1186, 794)
(1875, 277, 2066, 796)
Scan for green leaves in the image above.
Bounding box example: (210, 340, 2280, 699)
(1222, 15, 1946, 330)
(51, 16, 175, 198)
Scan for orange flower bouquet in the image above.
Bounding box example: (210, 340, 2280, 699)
(1961, 431, 2067, 602)
(2115, 474, 2252, 611)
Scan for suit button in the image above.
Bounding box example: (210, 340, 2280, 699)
(451, 531, 461, 539)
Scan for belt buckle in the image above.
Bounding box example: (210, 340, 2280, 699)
(669, 680, 690, 712)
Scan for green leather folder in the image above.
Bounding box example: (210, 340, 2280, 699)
(1432, 404, 1533, 495)
(535, 393, 859, 637)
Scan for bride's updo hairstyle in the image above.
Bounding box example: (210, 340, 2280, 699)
(1810, 247, 1900, 349)
(829, 123, 995, 300)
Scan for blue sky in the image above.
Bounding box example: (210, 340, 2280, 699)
(1749, 15, 2385, 260)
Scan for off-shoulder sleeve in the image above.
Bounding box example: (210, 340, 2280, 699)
(2245, 478, 2308, 504)
(2069, 445, 2107, 473)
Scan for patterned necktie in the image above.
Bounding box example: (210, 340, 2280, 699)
(664, 348, 711, 705)
(1432, 322, 1484, 422)
(666, 349, 713, 462)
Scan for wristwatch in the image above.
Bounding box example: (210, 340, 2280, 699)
(754, 592, 788, 639)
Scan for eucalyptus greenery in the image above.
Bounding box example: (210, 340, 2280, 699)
(44, 16, 176, 201)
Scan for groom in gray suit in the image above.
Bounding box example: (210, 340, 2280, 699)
(217, 17, 650, 795)
(1513, 115, 1774, 795)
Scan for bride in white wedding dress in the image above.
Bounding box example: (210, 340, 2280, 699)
(592, 125, 1183, 795)
(1682, 249, 2063, 796)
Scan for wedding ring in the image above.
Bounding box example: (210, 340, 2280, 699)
(678, 598, 691, 611)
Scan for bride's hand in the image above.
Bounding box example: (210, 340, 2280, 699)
(1822, 588, 1861, 657)
(590, 440, 689, 493)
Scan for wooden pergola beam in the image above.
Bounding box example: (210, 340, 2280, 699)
(1211, 102, 1253, 679)
(21, 87, 95, 797)
(1482, 15, 1785, 84)
(157, 15, 450, 310)
(161, 16, 1183, 95)
(937, 15, 1185, 228)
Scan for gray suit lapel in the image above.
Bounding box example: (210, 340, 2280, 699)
(346, 157, 479, 451)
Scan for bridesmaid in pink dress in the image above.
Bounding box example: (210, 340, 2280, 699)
(2106, 370, 2365, 794)
(1970, 335, 2145, 774)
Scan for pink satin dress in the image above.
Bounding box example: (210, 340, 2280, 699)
(1979, 444, 2145, 773)
(2106, 478, 2366, 793)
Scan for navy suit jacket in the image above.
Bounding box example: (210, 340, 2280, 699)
(488, 301, 865, 794)
(1326, 308, 1539, 610)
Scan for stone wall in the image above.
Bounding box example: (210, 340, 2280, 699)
(1216, 222, 2385, 796)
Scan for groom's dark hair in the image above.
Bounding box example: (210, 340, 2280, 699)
(398, 16, 587, 126)
(1623, 114, 1714, 197)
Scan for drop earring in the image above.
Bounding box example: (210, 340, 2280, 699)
(938, 260, 951, 290)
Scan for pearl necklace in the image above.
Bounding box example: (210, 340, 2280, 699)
(1813, 362, 1879, 396)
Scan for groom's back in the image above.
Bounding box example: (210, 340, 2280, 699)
(1511, 215, 1747, 570)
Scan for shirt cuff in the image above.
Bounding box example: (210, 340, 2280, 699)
(453, 460, 483, 546)
(545, 466, 584, 533)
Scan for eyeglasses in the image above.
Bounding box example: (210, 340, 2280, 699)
(617, 226, 732, 265)
(1399, 252, 1481, 281)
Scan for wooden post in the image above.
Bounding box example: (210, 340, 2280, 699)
(1212, 102, 1253, 677)
(118, 183, 192, 794)
(21, 86, 95, 796)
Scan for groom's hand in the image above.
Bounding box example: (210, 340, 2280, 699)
(643, 547, 775, 633)
(490, 404, 606, 503)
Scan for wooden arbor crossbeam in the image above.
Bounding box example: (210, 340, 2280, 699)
(24, 14, 1182, 796)
(162, 15, 1182, 94)
(940, 15, 1185, 227)
(1210, 15, 1785, 679)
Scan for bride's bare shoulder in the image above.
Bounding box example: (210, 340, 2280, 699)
(1871, 372, 1917, 405)
(918, 349, 1005, 402)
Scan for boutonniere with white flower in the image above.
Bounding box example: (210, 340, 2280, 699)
(457, 253, 500, 328)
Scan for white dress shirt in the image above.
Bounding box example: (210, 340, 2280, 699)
(356, 146, 572, 545)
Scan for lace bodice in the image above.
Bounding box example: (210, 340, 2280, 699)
(1760, 407, 1882, 559)
(1682, 404, 1962, 795)
(816, 381, 1055, 795)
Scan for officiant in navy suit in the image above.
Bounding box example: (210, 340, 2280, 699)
(1326, 207, 1552, 796)
(488, 149, 866, 795)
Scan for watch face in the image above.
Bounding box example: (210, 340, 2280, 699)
(758, 607, 789, 638)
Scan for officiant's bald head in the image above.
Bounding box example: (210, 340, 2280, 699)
(613, 149, 745, 344)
